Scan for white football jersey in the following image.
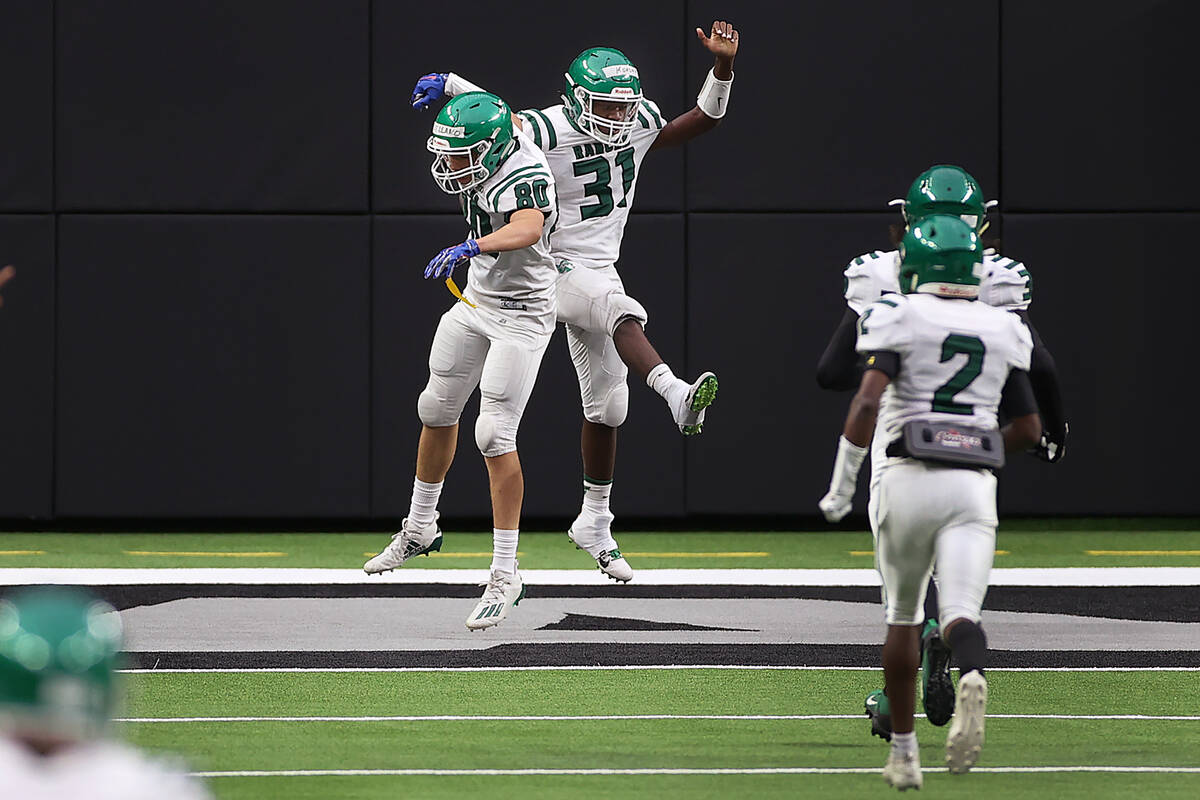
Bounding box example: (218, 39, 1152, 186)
(843, 249, 1032, 316)
(855, 293, 1033, 480)
(0, 737, 212, 800)
(459, 127, 558, 327)
(517, 100, 665, 269)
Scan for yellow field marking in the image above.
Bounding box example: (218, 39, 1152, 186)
(123, 551, 286, 558)
(361, 552, 524, 558)
(1087, 550, 1200, 556)
(622, 552, 771, 558)
(850, 550, 1009, 556)
(0, 550, 46, 555)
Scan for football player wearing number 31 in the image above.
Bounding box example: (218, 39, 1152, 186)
(411, 20, 741, 583)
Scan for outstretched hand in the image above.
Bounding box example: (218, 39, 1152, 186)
(412, 73, 448, 110)
(696, 20, 739, 65)
(0, 265, 14, 308)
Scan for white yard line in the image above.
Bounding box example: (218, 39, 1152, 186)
(117, 713, 1200, 723)
(191, 765, 1200, 778)
(120, 665, 1200, 674)
(6, 566, 1200, 586)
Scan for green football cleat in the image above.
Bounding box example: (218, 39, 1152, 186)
(678, 372, 718, 436)
(921, 618, 956, 726)
(865, 689, 893, 742)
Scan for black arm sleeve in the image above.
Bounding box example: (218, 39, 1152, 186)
(816, 308, 862, 391)
(999, 368, 1039, 420)
(1016, 311, 1068, 438)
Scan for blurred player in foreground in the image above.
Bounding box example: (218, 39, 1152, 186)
(819, 216, 1042, 789)
(364, 92, 558, 631)
(409, 20, 740, 581)
(0, 586, 212, 799)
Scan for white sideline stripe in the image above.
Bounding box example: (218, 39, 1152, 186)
(120, 665, 1200, 674)
(190, 766, 1200, 778)
(5, 566, 1200, 586)
(117, 713, 1200, 723)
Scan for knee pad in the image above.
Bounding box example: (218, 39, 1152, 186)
(474, 409, 516, 457)
(593, 382, 629, 428)
(417, 382, 459, 428)
(605, 292, 648, 337)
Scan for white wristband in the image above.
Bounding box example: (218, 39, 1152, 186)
(696, 68, 733, 119)
(445, 72, 486, 98)
(828, 435, 869, 497)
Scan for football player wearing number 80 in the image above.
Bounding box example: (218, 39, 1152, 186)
(411, 21, 740, 583)
(819, 216, 1042, 789)
(364, 92, 559, 632)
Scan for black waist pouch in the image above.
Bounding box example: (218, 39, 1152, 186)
(885, 420, 1005, 470)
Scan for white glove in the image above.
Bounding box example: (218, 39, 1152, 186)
(819, 436, 868, 522)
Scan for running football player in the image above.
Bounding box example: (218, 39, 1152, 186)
(364, 92, 558, 631)
(409, 21, 740, 583)
(819, 215, 1042, 789)
(816, 164, 1070, 740)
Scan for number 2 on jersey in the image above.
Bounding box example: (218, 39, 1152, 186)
(933, 334, 985, 414)
(573, 147, 635, 220)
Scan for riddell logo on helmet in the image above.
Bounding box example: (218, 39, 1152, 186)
(934, 430, 983, 450)
(602, 65, 639, 79)
(432, 123, 466, 138)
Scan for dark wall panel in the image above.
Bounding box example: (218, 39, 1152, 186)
(373, 0, 685, 213)
(0, 2, 51, 210)
(687, 213, 897, 514)
(0, 216, 54, 517)
(56, 1, 368, 211)
(56, 216, 369, 516)
(1003, 1, 1197, 211)
(373, 213, 685, 521)
(999, 213, 1194, 514)
(685, 1, 999, 211)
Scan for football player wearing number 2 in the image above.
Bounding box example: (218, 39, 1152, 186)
(364, 92, 559, 632)
(412, 21, 740, 582)
(819, 216, 1042, 789)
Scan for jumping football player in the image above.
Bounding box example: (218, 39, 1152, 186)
(816, 164, 1070, 740)
(364, 92, 558, 631)
(819, 216, 1042, 789)
(410, 21, 740, 582)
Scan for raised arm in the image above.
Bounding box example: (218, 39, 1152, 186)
(650, 20, 739, 151)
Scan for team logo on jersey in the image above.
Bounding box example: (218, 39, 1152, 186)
(934, 429, 985, 451)
(432, 123, 466, 138)
(602, 64, 640, 80)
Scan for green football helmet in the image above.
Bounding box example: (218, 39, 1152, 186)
(427, 91, 517, 194)
(0, 586, 123, 741)
(899, 214, 984, 299)
(563, 47, 643, 146)
(897, 165, 990, 232)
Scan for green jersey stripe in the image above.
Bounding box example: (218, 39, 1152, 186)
(518, 112, 542, 148)
(485, 165, 542, 207)
(636, 111, 650, 129)
(530, 109, 557, 150)
(487, 168, 552, 209)
(641, 100, 664, 128)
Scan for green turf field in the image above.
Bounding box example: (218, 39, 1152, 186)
(117, 668, 1200, 799)
(2, 521, 1200, 569)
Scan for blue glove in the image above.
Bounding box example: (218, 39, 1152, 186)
(424, 239, 480, 279)
(412, 73, 448, 109)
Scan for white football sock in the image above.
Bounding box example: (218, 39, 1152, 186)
(490, 528, 519, 574)
(891, 731, 918, 758)
(646, 363, 689, 414)
(407, 478, 442, 531)
(581, 477, 613, 521)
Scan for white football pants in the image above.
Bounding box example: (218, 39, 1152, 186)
(873, 460, 998, 626)
(417, 301, 551, 457)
